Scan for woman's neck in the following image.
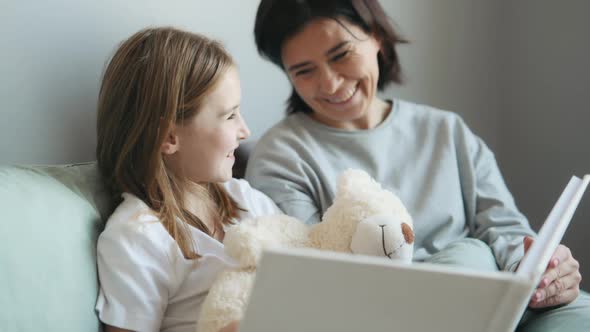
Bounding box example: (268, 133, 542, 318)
(313, 97, 392, 130)
(363, 97, 391, 129)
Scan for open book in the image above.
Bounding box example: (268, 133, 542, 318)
(239, 175, 589, 332)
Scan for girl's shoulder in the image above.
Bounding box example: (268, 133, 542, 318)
(100, 193, 173, 247)
(223, 178, 282, 219)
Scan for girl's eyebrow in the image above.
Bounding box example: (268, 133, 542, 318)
(287, 41, 351, 73)
(222, 104, 240, 114)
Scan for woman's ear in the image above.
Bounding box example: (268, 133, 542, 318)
(161, 124, 180, 155)
(372, 32, 384, 55)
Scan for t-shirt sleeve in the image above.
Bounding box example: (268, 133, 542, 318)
(225, 178, 283, 218)
(95, 222, 174, 332)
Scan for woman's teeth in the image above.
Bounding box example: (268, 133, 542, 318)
(325, 85, 357, 104)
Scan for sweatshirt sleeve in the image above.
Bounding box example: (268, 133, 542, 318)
(245, 128, 322, 224)
(455, 117, 536, 271)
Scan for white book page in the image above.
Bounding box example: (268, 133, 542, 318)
(516, 175, 590, 281)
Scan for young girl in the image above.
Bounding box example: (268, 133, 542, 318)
(94, 27, 278, 332)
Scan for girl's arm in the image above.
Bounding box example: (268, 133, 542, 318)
(96, 217, 173, 331)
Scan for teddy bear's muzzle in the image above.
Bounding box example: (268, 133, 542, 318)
(350, 215, 414, 263)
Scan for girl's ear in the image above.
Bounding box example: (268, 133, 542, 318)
(161, 124, 180, 155)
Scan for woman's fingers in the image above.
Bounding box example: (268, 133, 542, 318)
(523, 236, 534, 253)
(533, 270, 582, 303)
(538, 256, 579, 289)
(529, 287, 580, 309)
(526, 244, 582, 308)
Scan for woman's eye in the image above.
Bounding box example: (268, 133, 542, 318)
(331, 50, 349, 62)
(295, 68, 313, 77)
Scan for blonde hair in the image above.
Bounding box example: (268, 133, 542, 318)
(96, 27, 241, 259)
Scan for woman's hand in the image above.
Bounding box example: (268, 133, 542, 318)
(219, 320, 240, 332)
(523, 236, 582, 308)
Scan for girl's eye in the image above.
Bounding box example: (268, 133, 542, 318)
(331, 50, 350, 62)
(227, 113, 236, 120)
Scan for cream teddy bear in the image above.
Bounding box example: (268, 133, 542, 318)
(309, 169, 415, 261)
(196, 169, 414, 332)
(196, 214, 310, 332)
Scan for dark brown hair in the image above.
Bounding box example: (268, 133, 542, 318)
(96, 27, 241, 259)
(254, 0, 407, 114)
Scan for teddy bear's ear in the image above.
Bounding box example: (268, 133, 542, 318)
(336, 169, 381, 198)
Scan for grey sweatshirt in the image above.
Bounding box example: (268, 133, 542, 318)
(245, 99, 535, 271)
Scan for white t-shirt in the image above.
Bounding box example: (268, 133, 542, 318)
(95, 179, 281, 332)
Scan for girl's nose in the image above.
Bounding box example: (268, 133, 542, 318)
(238, 117, 251, 140)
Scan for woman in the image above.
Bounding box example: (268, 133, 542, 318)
(95, 27, 277, 332)
(245, 0, 589, 330)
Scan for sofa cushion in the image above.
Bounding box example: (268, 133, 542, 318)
(0, 162, 111, 332)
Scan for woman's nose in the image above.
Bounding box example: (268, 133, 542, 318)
(318, 66, 342, 95)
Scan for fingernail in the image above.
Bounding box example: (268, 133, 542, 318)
(538, 278, 547, 288)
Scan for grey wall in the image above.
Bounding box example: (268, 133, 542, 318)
(498, 0, 590, 289)
(1, 0, 503, 164)
(2, 1, 589, 288)
(385, 0, 501, 150)
(0, 0, 289, 164)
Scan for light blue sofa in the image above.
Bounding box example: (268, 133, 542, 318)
(0, 140, 255, 332)
(0, 162, 111, 331)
